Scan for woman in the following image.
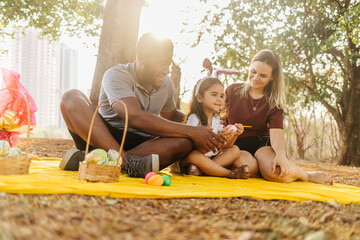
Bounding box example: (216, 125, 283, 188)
(226, 49, 333, 185)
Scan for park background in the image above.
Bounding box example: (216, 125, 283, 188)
(0, 1, 360, 239)
(1, 0, 358, 166)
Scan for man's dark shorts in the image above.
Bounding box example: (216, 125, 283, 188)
(69, 115, 152, 152)
(234, 136, 271, 156)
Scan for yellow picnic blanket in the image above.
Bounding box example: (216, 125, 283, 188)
(0, 158, 359, 204)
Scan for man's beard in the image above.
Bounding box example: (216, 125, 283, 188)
(143, 64, 160, 90)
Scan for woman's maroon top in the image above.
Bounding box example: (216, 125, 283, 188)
(225, 83, 283, 139)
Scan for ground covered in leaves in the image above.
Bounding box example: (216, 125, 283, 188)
(0, 138, 359, 240)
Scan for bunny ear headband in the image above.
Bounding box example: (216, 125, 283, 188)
(194, 58, 239, 96)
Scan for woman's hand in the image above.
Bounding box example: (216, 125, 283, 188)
(271, 153, 290, 177)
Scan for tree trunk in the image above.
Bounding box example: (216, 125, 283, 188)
(171, 62, 181, 109)
(296, 134, 305, 159)
(337, 72, 360, 165)
(89, 0, 144, 105)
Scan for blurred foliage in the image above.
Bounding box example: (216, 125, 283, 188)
(188, 0, 360, 164)
(0, 0, 105, 40)
(26, 126, 71, 139)
(191, 0, 359, 121)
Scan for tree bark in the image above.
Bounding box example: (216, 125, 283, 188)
(89, 0, 144, 105)
(337, 69, 360, 166)
(170, 62, 181, 109)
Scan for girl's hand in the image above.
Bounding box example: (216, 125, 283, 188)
(234, 123, 244, 136)
(220, 116, 228, 126)
(219, 128, 233, 142)
(271, 154, 290, 177)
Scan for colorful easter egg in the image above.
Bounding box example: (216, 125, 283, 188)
(96, 159, 106, 165)
(85, 152, 103, 164)
(148, 174, 164, 186)
(103, 160, 117, 166)
(107, 149, 120, 162)
(161, 175, 171, 186)
(0, 140, 10, 157)
(226, 125, 237, 131)
(91, 149, 107, 160)
(145, 171, 156, 184)
(7, 148, 22, 157)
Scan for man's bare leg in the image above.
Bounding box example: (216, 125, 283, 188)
(127, 137, 193, 168)
(60, 89, 121, 152)
(60, 89, 194, 174)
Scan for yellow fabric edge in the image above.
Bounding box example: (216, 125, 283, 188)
(0, 159, 359, 205)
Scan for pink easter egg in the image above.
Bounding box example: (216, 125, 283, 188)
(145, 171, 156, 184)
(226, 125, 237, 131)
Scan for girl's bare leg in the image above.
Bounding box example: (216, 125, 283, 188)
(212, 146, 240, 167)
(232, 150, 261, 178)
(181, 150, 243, 178)
(213, 146, 250, 179)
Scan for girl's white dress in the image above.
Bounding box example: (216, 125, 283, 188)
(186, 113, 223, 157)
(170, 113, 224, 173)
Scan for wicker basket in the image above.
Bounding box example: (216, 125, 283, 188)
(0, 88, 32, 175)
(78, 99, 128, 183)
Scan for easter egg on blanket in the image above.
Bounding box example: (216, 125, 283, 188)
(7, 148, 22, 157)
(0, 140, 10, 157)
(148, 175, 164, 186)
(161, 175, 171, 186)
(85, 152, 104, 164)
(91, 149, 107, 160)
(145, 172, 156, 184)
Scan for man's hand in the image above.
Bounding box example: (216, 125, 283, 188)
(190, 125, 225, 153)
(271, 153, 290, 177)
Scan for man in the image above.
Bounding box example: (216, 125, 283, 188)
(59, 33, 223, 178)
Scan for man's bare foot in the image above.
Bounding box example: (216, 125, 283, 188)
(307, 171, 333, 185)
(188, 164, 203, 176)
(229, 165, 250, 179)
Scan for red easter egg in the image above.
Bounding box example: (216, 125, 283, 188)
(145, 172, 156, 184)
(148, 175, 164, 186)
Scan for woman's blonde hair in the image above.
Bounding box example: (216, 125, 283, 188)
(235, 49, 286, 109)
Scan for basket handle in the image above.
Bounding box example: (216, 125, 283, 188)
(0, 88, 31, 158)
(84, 99, 128, 174)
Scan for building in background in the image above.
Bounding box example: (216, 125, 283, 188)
(59, 43, 79, 128)
(10, 28, 79, 128)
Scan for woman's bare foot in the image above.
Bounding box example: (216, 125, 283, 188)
(229, 165, 250, 179)
(306, 171, 333, 185)
(188, 164, 203, 176)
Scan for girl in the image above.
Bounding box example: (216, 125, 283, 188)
(179, 76, 250, 179)
(226, 49, 333, 185)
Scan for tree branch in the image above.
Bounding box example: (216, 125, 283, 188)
(326, 48, 346, 75)
(301, 82, 344, 130)
(330, 0, 343, 9)
(322, 82, 342, 96)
